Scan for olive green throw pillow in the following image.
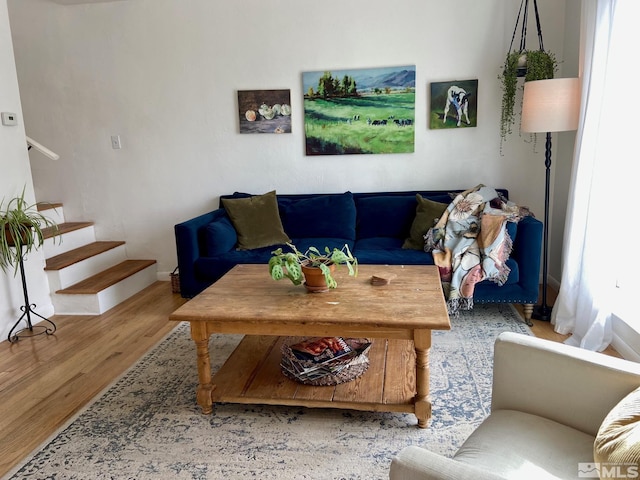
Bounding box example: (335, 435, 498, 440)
(221, 191, 290, 250)
(402, 194, 448, 250)
(594, 386, 640, 468)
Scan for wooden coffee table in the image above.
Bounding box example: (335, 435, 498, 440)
(169, 264, 450, 427)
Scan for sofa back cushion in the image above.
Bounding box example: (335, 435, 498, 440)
(356, 195, 417, 239)
(280, 192, 356, 240)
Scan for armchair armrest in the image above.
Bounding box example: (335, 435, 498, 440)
(389, 446, 504, 480)
(492, 332, 640, 436)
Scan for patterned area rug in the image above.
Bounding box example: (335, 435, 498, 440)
(5, 305, 531, 480)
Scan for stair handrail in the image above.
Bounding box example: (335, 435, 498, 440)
(26, 136, 59, 160)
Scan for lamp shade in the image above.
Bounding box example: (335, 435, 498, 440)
(521, 78, 580, 133)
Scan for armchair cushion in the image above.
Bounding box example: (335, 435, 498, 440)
(594, 385, 640, 466)
(389, 446, 504, 480)
(453, 410, 595, 479)
(221, 190, 290, 250)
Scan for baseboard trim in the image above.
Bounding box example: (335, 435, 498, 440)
(611, 313, 640, 362)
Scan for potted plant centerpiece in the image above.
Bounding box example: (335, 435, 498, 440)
(269, 243, 358, 292)
(0, 187, 60, 275)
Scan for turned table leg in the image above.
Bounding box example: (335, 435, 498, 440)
(413, 329, 432, 428)
(191, 322, 214, 414)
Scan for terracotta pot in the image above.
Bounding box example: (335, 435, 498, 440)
(3, 225, 29, 248)
(301, 262, 335, 293)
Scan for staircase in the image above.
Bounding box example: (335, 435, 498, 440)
(39, 203, 157, 315)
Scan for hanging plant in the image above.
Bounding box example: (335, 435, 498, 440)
(523, 50, 557, 82)
(0, 186, 60, 275)
(499, 51, 522, 141)
(499, 49, 558, 148)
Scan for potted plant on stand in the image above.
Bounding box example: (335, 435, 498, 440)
(1, 187, 60, 342)
(268, 243, 358, 292)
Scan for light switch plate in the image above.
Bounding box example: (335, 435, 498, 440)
(1, 112, 18, 126)
(111, 135, 122, 149)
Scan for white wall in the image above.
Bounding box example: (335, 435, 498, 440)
(5, 0, 575, 287)
(0, 0, 54, 341)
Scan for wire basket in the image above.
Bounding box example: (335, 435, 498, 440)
(170, 267, 180, 294)
(280, 337, 372, 386)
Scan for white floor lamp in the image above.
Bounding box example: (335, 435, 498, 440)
(521, 77, 580, 321)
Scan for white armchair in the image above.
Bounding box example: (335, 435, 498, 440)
(390, 332, 640, 480)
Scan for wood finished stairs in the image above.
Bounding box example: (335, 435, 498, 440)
(39, 205, 157, 315)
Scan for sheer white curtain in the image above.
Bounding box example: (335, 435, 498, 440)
(551, 0, 634, 351)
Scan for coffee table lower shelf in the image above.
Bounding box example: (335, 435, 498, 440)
(209, 335, 421, 421)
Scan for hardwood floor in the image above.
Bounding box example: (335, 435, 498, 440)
(0, 281, 187, 477)
(0, 282, 619, 477)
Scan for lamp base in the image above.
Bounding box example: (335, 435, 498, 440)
(531, 304, 553, 322)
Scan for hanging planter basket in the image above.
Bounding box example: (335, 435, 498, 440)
(499, 0, 558, 147)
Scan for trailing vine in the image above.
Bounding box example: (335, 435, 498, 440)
(499, 52, 522, 141)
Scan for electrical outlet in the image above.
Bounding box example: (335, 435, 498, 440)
(1, 112, 18, 126)
(111, 135, 122, 149)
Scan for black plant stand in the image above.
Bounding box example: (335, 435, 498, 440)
(7, 244, 56, 343)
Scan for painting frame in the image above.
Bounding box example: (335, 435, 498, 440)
(302, 65, 416, 155)
(429, 79, 478, 129)
(237, 89, 292, 134)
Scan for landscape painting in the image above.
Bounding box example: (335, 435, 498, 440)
(302, 65, 415, 155)
(238, 89, 292, 134)
(429, 79, 478, 129)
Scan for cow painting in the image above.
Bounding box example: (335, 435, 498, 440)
(429, 79, 477, 130)
(443, 85, 471, 127)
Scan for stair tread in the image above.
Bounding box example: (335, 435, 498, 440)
(43, 221, 93, 239)
(37, 202, 63, 212)
(45, 241, 126, 271)
(56, 259, 156, 294)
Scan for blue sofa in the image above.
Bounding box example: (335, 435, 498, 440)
(174, 190, 543, 322)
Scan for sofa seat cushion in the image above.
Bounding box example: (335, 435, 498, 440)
(354, 240, 435, 265)
(280, 192, 356, 240)
(221, 190, 290, 250)
(454, 410, 595, 480)
(195, 245, 283, 280)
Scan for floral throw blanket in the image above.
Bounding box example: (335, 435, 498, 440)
(424, 185, 527, 316)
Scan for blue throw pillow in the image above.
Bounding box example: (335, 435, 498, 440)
(281, 192, 356, 240)
(203, 216, 238, 256)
